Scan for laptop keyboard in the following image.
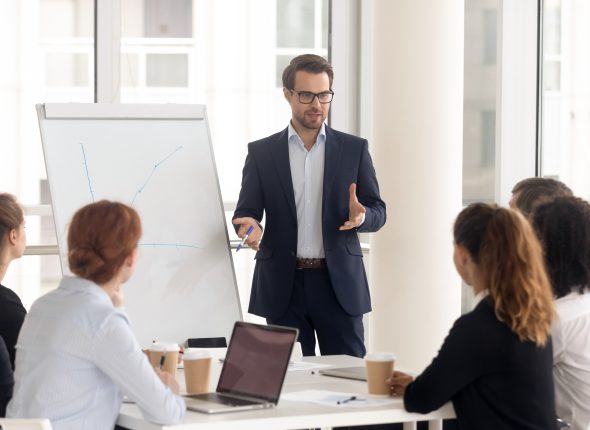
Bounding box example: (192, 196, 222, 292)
(189, 392, 262, 406)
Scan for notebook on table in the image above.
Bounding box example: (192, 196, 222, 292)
(184, 321, 298, 414)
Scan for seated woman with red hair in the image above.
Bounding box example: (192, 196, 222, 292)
(7, 201, 185, 430)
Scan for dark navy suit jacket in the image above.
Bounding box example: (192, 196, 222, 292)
(233, 126, 386, 319)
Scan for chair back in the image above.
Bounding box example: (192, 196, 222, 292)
(0, 419, 52, 430)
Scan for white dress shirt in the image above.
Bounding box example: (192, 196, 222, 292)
(7, 276, 185, 430)
(552, 291, 590, 430)
(288, 122, 326, 258)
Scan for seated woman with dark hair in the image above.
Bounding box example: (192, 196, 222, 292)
(7, 201, 185, 430)
(388, 204, 556, 430)
(532, 196, 590, 430)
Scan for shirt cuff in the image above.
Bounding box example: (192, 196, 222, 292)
(358, 212, 366, 227)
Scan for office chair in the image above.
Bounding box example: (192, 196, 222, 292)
(0, 419, 52, 430)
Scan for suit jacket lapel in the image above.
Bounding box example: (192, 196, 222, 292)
(323, 125, 342, 214)
(270, 128, 297, 220)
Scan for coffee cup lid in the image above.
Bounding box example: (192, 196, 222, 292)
(365, 352, 396, 361)
(148, 342, 179, 352)
(147, 342, 165, 351)
(183, 349, 211, 360)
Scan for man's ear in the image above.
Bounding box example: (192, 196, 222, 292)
(283, 87, 291, 102)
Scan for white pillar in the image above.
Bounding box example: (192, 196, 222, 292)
(369, 0, 464, 373)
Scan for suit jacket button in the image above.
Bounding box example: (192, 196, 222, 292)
(290, 251, 295, 257)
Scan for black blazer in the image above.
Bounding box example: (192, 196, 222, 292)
(233, 126, 386, 319)
(0, 336, 14, 417)
(0, 284, 26, 369)
(404, 298, 556, 430)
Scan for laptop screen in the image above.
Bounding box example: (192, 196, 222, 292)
(216, 322, 297, 403)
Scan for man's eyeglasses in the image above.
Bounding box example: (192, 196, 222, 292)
(289, 90, 334, 104)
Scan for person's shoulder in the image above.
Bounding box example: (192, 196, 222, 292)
(0, 284, 25, 308)
(469, 298, 499, 322)
(555, 291, 590, 322)
(452, 299, 497, 333)
(100, 308, 131, 334)
(37, 277, 128, 334)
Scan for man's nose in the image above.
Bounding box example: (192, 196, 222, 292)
(310, 95, 322, 107)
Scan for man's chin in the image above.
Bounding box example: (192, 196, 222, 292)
(302, 120, 323, 130)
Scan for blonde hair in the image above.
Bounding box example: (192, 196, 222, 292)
(454, 203, 555, 346)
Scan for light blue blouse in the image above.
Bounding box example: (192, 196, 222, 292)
(7, 276, 185, 430)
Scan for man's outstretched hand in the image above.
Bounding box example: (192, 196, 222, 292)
(339, 183, 366, 231)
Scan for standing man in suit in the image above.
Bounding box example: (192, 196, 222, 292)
(232, 54, 386, 357)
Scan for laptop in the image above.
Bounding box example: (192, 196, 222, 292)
(184, 321, 298, 414)
(319, 366, 367, 381)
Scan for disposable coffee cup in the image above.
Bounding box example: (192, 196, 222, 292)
(183, 349, 212, 394)
(147, 342, 179, 378)
(365, 352, 395, 396)
(145, 342, 164, 368)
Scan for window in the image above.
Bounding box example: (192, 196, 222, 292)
(3, 0, 330, 317)
(541, 0, 590, 200)
(463, 0, 498, 205)
(462, 0, 499, 312)
(1, 0, 94, 307)
(120, 0, 329, 204)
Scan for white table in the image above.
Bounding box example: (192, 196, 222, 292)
(116, 355, 455, 430)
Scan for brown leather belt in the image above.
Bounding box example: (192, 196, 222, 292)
(295, 258, 326, 270)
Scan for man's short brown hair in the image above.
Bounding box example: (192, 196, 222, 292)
(511, 177, 573, 218)
(282, 54, 334, 90)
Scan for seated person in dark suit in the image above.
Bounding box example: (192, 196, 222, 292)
(389, 204, 556, 430)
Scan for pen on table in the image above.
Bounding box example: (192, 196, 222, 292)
(236, 225, 254, 252)
(337, 395, 357, 405)
(159, 353, 166, 370)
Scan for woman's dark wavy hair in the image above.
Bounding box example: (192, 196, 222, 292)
(532, 196, 590, 298)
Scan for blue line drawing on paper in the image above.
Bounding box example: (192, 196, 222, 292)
(131, 145, 184, 205)
(79, 143, 95, 202)
(78, 143, 200, 250)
